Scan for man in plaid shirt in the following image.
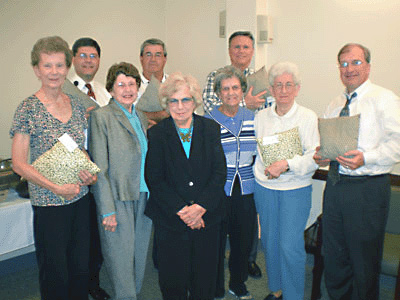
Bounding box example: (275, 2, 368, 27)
(203, 31, 273, 113)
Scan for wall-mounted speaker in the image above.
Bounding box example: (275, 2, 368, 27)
(257, 15, 273, 44)
(219, 10, 226, 38)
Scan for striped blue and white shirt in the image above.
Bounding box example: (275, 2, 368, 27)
(205, 106, 257, 196)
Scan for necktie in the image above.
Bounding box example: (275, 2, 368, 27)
(85, 83, 96, 99)
(327, 92, 357, 185)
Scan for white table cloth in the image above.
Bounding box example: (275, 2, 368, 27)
(0, 189, 34, 257)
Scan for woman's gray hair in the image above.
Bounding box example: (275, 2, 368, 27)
(213, 65, 247, 95)
(159, 72, 202, 110)
(268, 61, 301, 86)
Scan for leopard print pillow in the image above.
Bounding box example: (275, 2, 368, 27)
(32, 141, 100, 190)
(256, 127, 303, 167)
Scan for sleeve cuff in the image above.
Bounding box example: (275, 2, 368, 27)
(102, 212, 116, 218)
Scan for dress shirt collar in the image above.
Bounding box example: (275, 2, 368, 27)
(344, 79, 371, 101)
(140, 72, 167, 84)
(214, 105, 244, 122)
(229, 65, 252, 76)
(69, 74, 93, 91)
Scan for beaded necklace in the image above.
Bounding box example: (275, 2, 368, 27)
(174, 119, 193, 143)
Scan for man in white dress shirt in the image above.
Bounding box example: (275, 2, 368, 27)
(138, 38, 169, 122)
(68, 37, 111, 300)
(314, 43, 400, 300)
(69, 37, 111, 107)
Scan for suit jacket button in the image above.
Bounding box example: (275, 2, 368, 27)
(189, 181, 194, 186)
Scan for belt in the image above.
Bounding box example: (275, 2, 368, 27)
(339, 173, 388, 181)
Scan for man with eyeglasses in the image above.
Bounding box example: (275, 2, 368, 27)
(137, 38, 169, 122)
(63, 37, 111, 300)
(139, 38, 168, 95)
(314, 43, 400, 300)
(67, 37, 111, 107)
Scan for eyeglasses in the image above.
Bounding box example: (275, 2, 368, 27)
(144, 52, 164, 58)
(78, 53, 98, 59)
(221, 85, 241, 92)
(116, 82, 137, 89)
(273, 82, 296, 91)
(338, 60, 363, 68)
(168, 97, 193, 106)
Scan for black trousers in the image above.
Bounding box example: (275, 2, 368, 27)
(155, 224, 220, 300)
(33, 194, 90, 300)
(248, 215, 259, 262)
(88, 192, 103, 290)
(322, 174, 390, 300)
(215, 179, 257, 295)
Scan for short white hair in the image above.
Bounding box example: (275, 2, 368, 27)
(268, 61, 301, 86)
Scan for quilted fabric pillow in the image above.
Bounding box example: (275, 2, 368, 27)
(318, 114, 360, 160)
(136, 75, 163, 112)
(32, 141, 100, 200)
(245, 66, 271, 100)
(256, 127, 303, 167)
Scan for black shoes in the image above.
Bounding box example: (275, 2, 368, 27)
(89, 287, 111, 300)
(248, 261, 262, 278)
(264, 293, 283, 300)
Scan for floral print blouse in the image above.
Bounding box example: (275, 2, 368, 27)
(10, 94, 88, 206)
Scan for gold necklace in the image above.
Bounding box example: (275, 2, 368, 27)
(178, 128, 192, 142)
(174, 119, 193, 143)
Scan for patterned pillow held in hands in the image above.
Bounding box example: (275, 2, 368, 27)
(32, 141, 100, 201)
(256, 127, 303, 167)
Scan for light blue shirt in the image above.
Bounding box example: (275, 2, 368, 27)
(115, 101, 149, 193)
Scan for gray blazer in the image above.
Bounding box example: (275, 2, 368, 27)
(89, 99, 148, 216)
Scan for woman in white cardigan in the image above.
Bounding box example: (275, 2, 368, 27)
(253, 62, 319, 300)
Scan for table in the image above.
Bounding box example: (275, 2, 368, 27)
(0, 189, 34, 261)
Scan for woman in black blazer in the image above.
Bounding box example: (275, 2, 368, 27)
(145, 72, 227, 300)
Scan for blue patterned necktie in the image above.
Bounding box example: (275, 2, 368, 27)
(327, 92, 357, 185)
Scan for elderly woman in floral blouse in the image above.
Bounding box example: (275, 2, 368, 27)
(10, 36, 97, 300)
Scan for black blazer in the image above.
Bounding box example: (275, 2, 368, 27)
(145, 114, 227, 232)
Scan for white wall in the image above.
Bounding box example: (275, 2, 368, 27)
(1, 0, 400, 172)
(266, 0, 400, 173)
(0, 0, 166, 157)
(165, 0, 226, 85)
(266, 0, 400, 117)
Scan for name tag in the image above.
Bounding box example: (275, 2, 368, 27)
(58, 133, 78, 152)
(262, 135, 279, 145)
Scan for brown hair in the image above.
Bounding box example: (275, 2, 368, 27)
(31, 36, 72, 67)
(337, 43, 371, 63)
(106, 62, 141, 92)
